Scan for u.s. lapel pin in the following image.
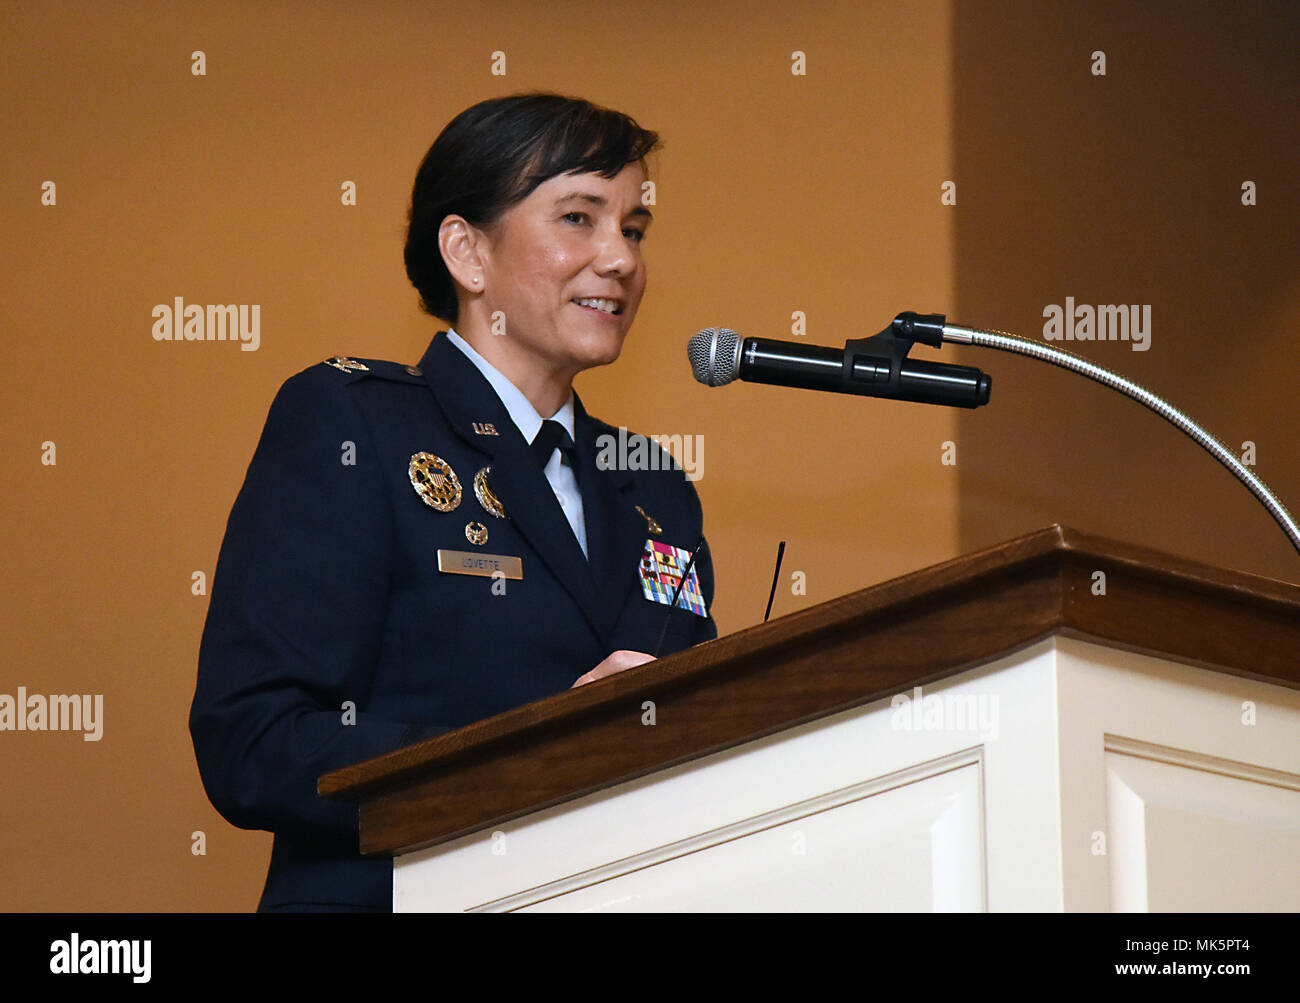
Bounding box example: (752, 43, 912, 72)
(409, 452, 462, 512)
(465, 521, 489, 546)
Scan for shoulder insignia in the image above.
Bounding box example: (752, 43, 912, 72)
(323, 356, 426, 384)
(324, 355, 369, 372)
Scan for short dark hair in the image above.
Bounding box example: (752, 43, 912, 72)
(404, 92, 661, 324)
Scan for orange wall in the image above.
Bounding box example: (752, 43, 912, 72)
(0, 0, 957, 910)
(2, 2, 1293, 912)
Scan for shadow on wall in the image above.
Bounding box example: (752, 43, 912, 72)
(951, 0, 1300, 581)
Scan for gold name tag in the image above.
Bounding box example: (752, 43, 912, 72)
(437, 549, 523, 579)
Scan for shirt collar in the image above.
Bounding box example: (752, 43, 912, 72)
(446, 327, 575, 444)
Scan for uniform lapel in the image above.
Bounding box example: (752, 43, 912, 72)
(416, 331, 606, 644)
(572, 394, 650, 640)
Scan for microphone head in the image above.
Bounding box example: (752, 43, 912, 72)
(688, 327, 742, 386)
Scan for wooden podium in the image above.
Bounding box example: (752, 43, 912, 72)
(319, 525, 1300, 912)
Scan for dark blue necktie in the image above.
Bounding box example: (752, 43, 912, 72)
(530, 419, 575, 469)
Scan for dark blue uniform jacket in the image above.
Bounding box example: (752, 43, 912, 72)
(189, 330, 717, 911)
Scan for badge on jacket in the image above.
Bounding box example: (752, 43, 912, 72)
(638, 539, 707, 617)
(409, 452, 462, 512)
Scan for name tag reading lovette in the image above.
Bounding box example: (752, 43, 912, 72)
(638, 539, 708, 617)
(437, 549, 523, 579)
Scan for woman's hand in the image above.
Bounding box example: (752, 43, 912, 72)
(571, 649, 656, 688)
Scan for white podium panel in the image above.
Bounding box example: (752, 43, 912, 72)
(393, 636, 1300, 912)
(517, 759, 984, 912)
(1106, 748, 1300, 912)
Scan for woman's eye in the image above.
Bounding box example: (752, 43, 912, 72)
(561, 212, 644, 243)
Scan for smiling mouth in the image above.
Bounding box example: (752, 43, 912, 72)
(571, 297, 623, 316)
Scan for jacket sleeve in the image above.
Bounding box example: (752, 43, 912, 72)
(189, 366, 417, 848)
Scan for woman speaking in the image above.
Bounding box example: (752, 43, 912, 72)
(189, 93, 718, 912)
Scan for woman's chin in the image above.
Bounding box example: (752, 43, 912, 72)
(566, 329, 629, 369)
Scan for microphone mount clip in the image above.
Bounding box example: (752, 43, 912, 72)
(841, 311, 948, 398)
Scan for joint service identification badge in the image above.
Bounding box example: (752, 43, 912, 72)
(409, 452, 462, 512)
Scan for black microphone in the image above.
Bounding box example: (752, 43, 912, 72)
(688, 312, 991, 408)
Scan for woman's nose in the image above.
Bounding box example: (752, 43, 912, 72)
(591, 229, 637, 275)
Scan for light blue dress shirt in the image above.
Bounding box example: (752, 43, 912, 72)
(446, 328, 588, 558)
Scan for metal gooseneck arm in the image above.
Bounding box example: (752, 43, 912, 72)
(929, 315, 1300, 557)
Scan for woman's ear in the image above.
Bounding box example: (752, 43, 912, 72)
(438, 215, 488, 295)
